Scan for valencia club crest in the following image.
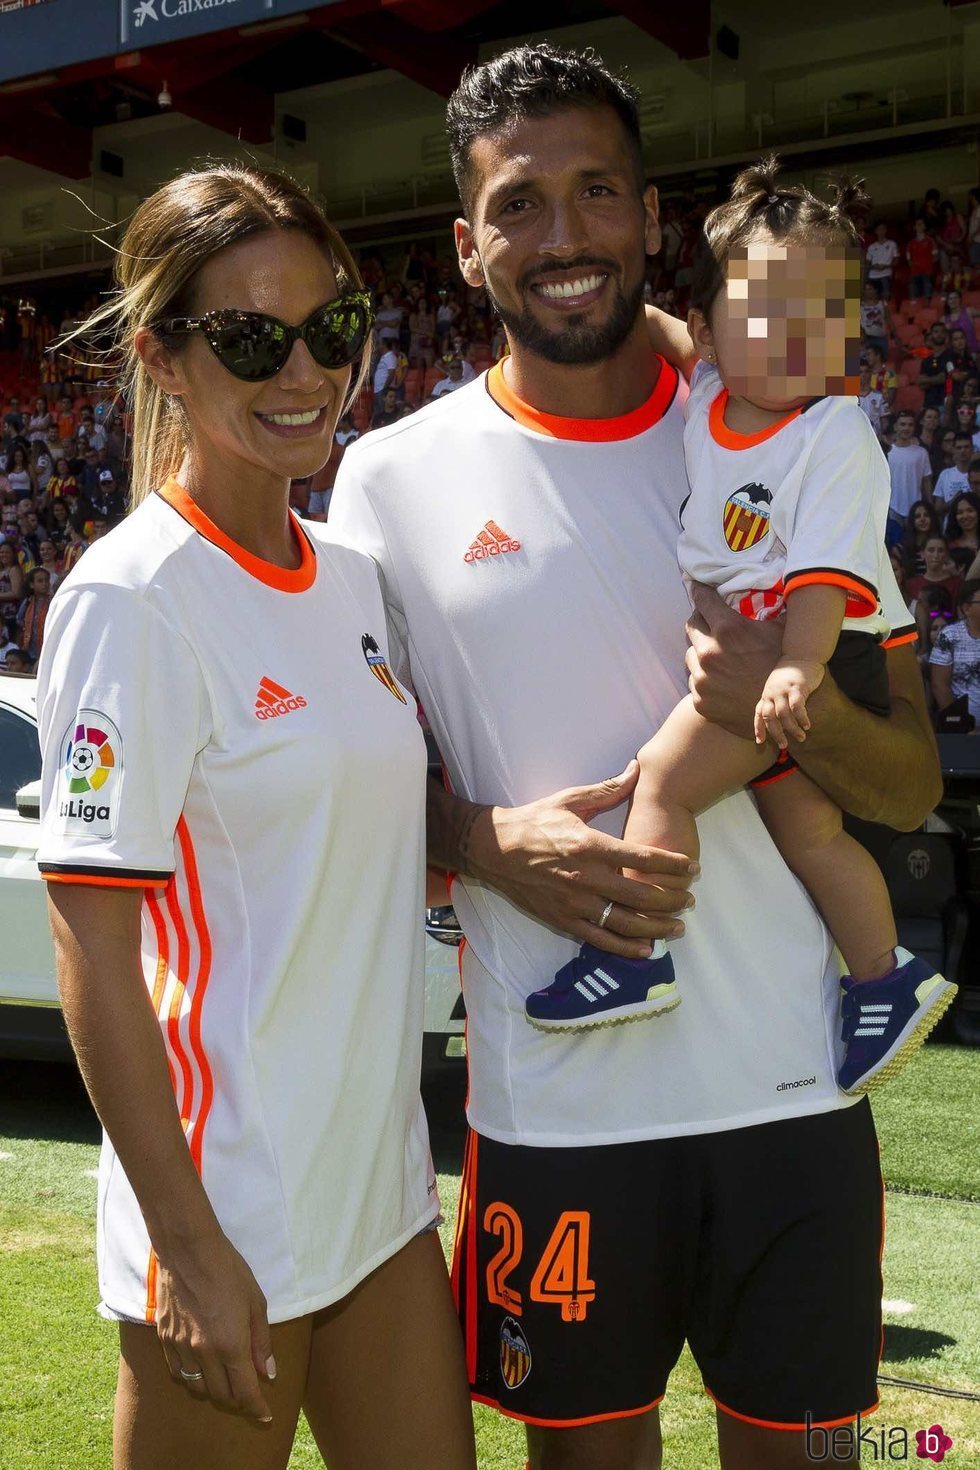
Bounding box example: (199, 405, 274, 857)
(499, 1316, 532, 1391)
(723, 482, 772, 552)
(361, 634, 407, 704)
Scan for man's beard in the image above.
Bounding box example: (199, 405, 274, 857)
(486, 262, 645, 366)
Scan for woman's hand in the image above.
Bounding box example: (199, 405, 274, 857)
(155, 1231, 277, 1422)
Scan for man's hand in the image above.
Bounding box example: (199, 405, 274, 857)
(685, 583, 783, 739)
(464, 762, 698, 960)
(754, 658, 826, 748)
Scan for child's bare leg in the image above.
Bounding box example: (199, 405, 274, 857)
(755, 774, 896, 981)
(624, 693, 774, 883)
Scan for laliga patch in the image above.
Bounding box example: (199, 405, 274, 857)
(361, 633, 407, 704)
(56, 711, 122, 838)
(723, 482, 772, 552)
(499, 1316, 531, 1391)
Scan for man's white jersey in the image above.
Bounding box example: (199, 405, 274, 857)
(679, 364, 895, 635)
(331, 360, 913, 1148)
(37, 482, 435, 1323)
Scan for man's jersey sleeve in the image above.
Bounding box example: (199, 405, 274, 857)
(779, 404, 888, 621)
(36, 584, 210, 887)
(329, 453, 414, 692)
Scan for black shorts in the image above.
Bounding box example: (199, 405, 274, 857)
(452, 1101, 883, 1430)
(751, 630, 890, 788)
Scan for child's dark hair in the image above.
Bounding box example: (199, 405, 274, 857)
(690, 155, 869, 320)
(446, 43, 642, 217)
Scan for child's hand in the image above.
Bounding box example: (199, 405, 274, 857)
(753, 659, 826, 749)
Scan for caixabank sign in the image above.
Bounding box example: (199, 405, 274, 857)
(0, 0, 338, 83)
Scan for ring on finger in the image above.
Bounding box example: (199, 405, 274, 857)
(597, 900, 614, 929)
(179, 1367, 205, 1382)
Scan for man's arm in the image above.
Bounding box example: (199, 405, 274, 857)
(426, 767, 697, 961)
(685, 586, 942, 832)
(930, 660, 954, 711)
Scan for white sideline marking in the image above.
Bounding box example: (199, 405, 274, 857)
(83, 1169, 99, 1180)
(0, 1150, 14, 1161)
(882, 1299, 916, 1315)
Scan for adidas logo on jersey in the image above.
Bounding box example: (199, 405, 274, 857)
(254, 676, 308, 720)
(464, 519, 521, 562)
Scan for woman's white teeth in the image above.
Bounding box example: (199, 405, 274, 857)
(537, 275, 604, 300)
(263, 409, 321, 426)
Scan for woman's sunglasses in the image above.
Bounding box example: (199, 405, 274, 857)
(155, 292, 373, 382)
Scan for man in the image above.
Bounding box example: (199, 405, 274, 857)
(887, 410, 933, 530)
(919, 322, 954, 411)
(372, 337, 399, 397)
(865, 219, 898, 299)
(89, 468, 126, 526)
(331, 45, 939, 1470)
(934, 432, 974, 507)
(2, 396, 21, 437)
(429, 355, 466, 398)
(863, 342, 896, 413)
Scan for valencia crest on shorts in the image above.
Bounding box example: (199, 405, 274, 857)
(723, 483, 772, 553)
(499, 1316, 532, 1390)
(361, 633, 407, 704)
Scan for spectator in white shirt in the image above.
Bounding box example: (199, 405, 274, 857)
(866, 220, 899, 299)
(888, 410, 934, 535)
(857, 365, 887, 436)
(934, 432, 974, 506)
(429, 357, 466, 399)
(930, 578, 980, 724)
(372, 343, 399, 396)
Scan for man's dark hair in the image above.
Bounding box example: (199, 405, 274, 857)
(959, 577, 980, 609)
(954, 432, 974, 445)
(446, 43, 642, 216)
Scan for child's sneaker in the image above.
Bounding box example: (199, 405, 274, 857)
(838, 949, 957, 1095)
(525, 942, 678, 1032)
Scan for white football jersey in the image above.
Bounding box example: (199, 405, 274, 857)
(330, 361, 915, 1148)
(37, 482, 435, 1323)
(679, 364, 895, 634)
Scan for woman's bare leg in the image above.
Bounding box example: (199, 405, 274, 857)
(303, 1230, 476, 1470)
(114, 1316, 311, 1470)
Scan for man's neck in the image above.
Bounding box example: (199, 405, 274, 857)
(502, 318, 658, 420)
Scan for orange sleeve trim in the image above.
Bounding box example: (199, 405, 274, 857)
(470, 1390, 665, 1429)
(782, 569, 878, 616)
(42, 872, 169, 889)
(708, 389, 803, 449)
(881, 629, 918, 649)
(704, 1385, 880, 1432)
(157, 478, 316, 593)
(486, 356, 678, 441)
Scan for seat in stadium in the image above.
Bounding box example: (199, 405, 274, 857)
(963, 290, 980, 310)
(893, 383, 924, 413)
(902, 357, 921, 383)
(915, 309, 939, 330)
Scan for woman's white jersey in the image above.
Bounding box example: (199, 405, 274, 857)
(678, 364, 901, 635)
(36, 482, 436, 1324)
(330, 359, 915, 1149)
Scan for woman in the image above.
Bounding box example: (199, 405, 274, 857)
(36, 164, 475, 1470)
(932, 427, 957, 480)
(408, 295, 436, 370)
(60, 515, 88, 574)
(36, 537, 63, 592)
(44, 494, 71, 547)
(943, 288, 980, 355)
(968, 187, 980, 270)
(46, 456, 79, 504)
(901, 498, 942, 576)
(0, 539, 24, 617)
(944, 491, 980, 570)
(28, 394, 53, 445)
(907, 533, 962, 646)
(6, 443, 36, 499)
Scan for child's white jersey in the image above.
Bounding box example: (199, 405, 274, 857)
(329, 361, 915, 1149)
(36, 482, 435, 1324)
(679, 364, 895, 634)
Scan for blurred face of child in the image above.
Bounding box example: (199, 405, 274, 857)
(702, 239, 861, 408)
(924, 537, 948, 573)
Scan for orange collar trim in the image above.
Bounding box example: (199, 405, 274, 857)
(157, 478, 316, 593)
(486, 356, 678, 442)
(708, 389, 804, 450)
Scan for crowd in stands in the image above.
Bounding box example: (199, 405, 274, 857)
(5, 185, 980, 725)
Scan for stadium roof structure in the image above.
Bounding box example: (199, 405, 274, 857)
(0, 0, 711, 179)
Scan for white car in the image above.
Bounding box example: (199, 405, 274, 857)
(0, 672, 465, 1071)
